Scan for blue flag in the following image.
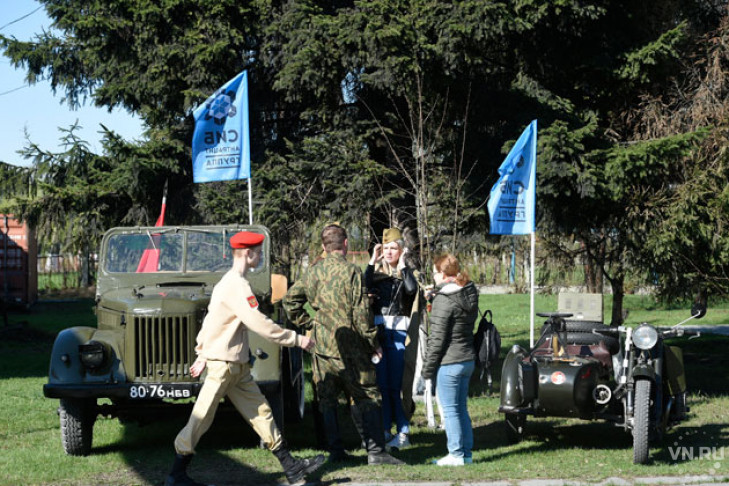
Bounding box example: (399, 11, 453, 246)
(192, 71, 251, 182)
(488, 120, 537, 235)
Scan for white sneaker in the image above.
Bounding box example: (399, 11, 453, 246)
(432, 454, 465, 466)
(385, 432, 410, 450)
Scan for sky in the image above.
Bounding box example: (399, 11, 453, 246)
(0, 1, 145, 167)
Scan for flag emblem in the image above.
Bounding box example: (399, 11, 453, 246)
(247, 295, 258, 308)
(192, 70, 251, 182)
(204, 89, 238, 125)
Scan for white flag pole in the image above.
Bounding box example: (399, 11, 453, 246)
(424, 379, 436, 428)
(248, 177, 253, 225)
(530, 231, 536, 347)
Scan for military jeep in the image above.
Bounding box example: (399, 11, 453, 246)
(43, 225, 305, 455)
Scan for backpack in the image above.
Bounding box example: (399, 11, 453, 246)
(474, 309, 501, 368)
(473, 309, 501, 394)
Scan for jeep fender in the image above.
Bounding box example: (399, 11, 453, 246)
(48, 327, 125, 385)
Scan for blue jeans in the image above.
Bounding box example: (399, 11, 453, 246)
(375, 328, 410, 435)
(436, 360, 474, 458)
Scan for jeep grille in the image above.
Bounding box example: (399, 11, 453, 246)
(132, 314, 197, 381)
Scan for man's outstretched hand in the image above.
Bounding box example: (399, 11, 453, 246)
(190, 357, 207, 378)
(299, 335, 316, 352)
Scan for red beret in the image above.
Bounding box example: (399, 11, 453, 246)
(229, 231, 265, 249)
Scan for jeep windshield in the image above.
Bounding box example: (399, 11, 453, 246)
(104, 229, 265, 274)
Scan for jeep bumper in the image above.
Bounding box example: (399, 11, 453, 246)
(43, 382, 203, 400)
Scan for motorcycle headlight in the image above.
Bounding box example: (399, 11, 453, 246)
(633, 325, 658, 350)
(79, 341, 107, 369)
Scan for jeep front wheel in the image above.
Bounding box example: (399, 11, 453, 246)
(59, 398, 96, 456)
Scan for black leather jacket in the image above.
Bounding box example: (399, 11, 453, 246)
(364, 265, 418, 317)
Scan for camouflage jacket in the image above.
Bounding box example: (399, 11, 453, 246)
(283, 253, 376, 362)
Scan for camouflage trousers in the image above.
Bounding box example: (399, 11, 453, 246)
(313, 354, 381, 411)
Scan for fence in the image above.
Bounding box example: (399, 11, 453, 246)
(34, 247, 642, 296)
(37, 254, 97, 293)
(296, 247, 597, 292)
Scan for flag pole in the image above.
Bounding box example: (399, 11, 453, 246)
(487, 119, 537, 346)
(424, 379, 436, 428)
(248, 177, 253, 225)
(157, 179, 168, 227)
(529, 231, 535, 347)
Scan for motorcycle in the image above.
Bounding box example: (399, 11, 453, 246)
(499, 300, 706, 464)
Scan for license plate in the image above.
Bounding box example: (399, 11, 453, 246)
(128, 384, 194, 399)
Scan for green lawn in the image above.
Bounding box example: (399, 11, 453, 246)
(0, 295, 727, 485)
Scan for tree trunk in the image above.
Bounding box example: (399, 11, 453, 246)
(492, 256, 500, 285)
(522, 248, 529, 288)
(1, 299, 7, 327)
(583, 240, 605, 294)
(81, 246, 90, 288)
(610, 275, 625, 327)
(584, 253, 597, 293)
(596, 242, 605, 293)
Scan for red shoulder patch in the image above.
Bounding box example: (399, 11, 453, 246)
(247, 295, 259, 308)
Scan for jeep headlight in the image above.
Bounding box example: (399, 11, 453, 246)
(633, 324, 658, 350)
(79, 341, 107, 369)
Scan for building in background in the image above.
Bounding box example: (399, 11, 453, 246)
(0, 215, 37, 307)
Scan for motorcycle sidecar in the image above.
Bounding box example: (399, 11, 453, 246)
(499, 312, 617, 443)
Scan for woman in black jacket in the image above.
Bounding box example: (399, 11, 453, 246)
(422, 254, 479, 466)
(364, 228, 418, 450)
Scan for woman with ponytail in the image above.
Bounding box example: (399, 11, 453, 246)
(422, 254, 479, 466)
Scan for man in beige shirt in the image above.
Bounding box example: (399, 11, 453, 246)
(166, 231, 324, 486)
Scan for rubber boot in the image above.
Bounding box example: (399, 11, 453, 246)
(165, 453, 207, 486)
(352, 404, 404, 465)
(272, 443, 326, 486)
(321, 406, 352, 462)
(349, 403, 366, 450)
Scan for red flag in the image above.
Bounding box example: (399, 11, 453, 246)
(136, 181, 167, 273)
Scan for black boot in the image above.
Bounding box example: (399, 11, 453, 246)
(165, 453, 207, 486)
(349, 403, 367, 451)
(272, 443, 326, 486)
(352, 404, 405, 465)
(321, 406, 352, 462)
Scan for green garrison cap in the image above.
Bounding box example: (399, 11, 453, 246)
(383, 228, 402, 244)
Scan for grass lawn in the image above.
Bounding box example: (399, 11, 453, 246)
(0, 295, 728, 485)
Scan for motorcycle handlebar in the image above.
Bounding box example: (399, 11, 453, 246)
(592, 327, 619, 336)
(662, 328, 701, 339)
(591, 326, 701, 339)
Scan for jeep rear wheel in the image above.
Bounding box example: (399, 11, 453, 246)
(59, 398, 96, 456)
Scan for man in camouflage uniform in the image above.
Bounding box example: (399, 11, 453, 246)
(283, 223, 404, 465)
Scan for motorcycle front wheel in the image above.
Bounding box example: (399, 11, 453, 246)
(633, 379, 652, 464)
